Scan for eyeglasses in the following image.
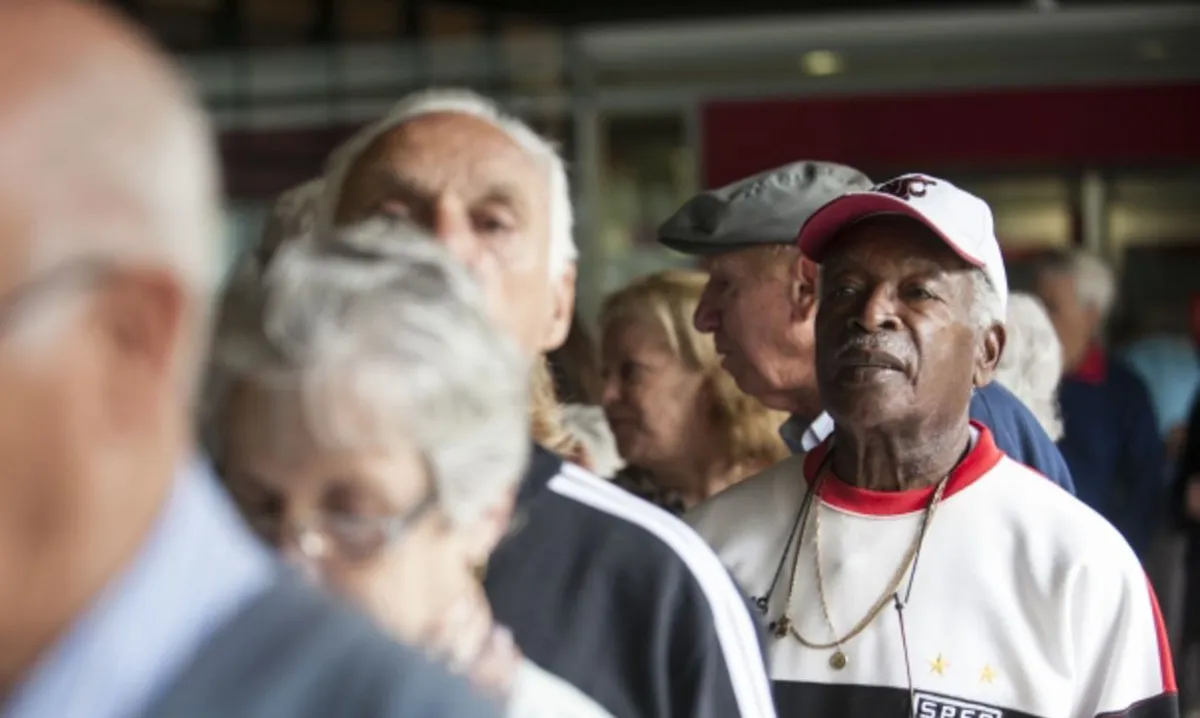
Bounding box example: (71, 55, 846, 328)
(244, 492, 439, 563)
(0, 258, 114, 336)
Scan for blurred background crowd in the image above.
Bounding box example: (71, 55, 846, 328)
(134, 0, 1200, 665)
(3, 0, 1200, 716)
(91, 0, 1200, 684)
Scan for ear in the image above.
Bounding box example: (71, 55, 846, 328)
(973, 322, 1006, 388)
(93, 269, 186, 431)
(460, 488, 517, 574)
(539, 263, 577, 353)
(791, 254, 820, 323)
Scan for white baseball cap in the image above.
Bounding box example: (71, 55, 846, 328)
(795, 173, 1008, 313)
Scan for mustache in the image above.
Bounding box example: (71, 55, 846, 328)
(833, 333, 912, 366)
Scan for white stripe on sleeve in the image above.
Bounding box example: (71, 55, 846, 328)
(551, 463, 776, 718)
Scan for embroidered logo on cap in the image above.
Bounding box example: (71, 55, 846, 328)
(875, 175, 938, 200)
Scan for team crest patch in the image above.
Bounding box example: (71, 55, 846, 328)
(914, 692, 1003, 718)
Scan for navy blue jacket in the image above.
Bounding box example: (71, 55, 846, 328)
(969, 381, 1076, 495)
(1174, 389, 1200, 642)
(1058, 347, 1165, 557)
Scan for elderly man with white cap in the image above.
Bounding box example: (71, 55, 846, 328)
(659, 161, 1075, 495)
(688, 174, 1177, 716)
(306, 88, 775, 718)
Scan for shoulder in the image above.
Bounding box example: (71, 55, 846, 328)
(686, 453, 806, 541)
(150, 575, 496, 717)
(963, 460, 1175, 709)
(1107, 358, 1156, 401)
(972, 382, 1040, 437)
(986, 457, 1147, 583)
(510, 659, 615, 718)
(546, 461, 746, 588)
(1001, 459, 1176, 708)
(537, 461, 775, 717)
(970, 458, 1153, 622)
(971, 385, 1074, 489)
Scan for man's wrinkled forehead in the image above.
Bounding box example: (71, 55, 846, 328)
(341, 112, 545, 203)
(702, 244, 792, 277)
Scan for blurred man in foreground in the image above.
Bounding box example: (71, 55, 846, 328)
(0, 3, 492, 716)
(315, 89, 776, 718)
(660, 161, 1075, 493)
(689, 174, 1175, 716)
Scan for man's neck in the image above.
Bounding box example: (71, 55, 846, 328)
(781, 389, 822, 427)
(0, 456, 173, 700)
(830, 421, 971, 492)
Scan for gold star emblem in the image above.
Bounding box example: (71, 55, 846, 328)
(929, 654, 949, 676)
(980, 664, 998, 684)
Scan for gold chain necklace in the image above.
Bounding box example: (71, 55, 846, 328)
(773, 467, 950, 671)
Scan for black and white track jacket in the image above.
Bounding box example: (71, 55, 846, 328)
(485, 444, 775, 718)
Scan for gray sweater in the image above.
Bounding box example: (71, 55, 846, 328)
(139, 575, 499, 718)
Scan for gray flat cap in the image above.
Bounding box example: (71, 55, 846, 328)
(658, 161, 873, 255)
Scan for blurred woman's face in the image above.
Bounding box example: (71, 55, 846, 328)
(218, 380, 482, 646)
(600, 320, 712, 474)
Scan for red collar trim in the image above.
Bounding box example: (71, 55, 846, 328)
(1070, 344, 1108, 384)
(802, 422, 1003, 516)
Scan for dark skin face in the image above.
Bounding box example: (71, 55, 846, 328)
(815, 216, 1005, 491)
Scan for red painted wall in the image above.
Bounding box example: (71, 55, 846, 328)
(701, 83, 1200, 188)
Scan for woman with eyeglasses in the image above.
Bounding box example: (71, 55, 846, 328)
(202, 219, 612, 718)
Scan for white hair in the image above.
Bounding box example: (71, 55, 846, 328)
(1071, 251, 1117, 320)
(1040, 250, 1117, 322)
(203, 218, 530, 527)
(318, 88, 576, 279)
(993, 292, 1064, 440)
(969, 270, 1005, 333)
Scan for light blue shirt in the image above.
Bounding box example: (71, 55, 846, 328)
(779, 412, 833, 454)
(1, 459, 274, 718)
(1121, 334, 1200, 436)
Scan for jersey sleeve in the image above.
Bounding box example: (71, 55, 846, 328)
(663, 560, 777, 718)
(1069, 546, 1177, 718)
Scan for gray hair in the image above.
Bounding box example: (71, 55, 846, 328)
(319, 88, 576, 279)
(1038, 250, 1117, 321)
(969, 269, 1005, 333)
(256, 178, 323, 268)
(993, 292, 1064, 440)
(203, 219, 530, 527)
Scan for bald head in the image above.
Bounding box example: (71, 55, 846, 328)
(0, 0, 220, 308)
(0, 3, 224, 687)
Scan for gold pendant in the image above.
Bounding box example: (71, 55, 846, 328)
(772, 617, 791, 639)
(829, 651, 848, 670)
